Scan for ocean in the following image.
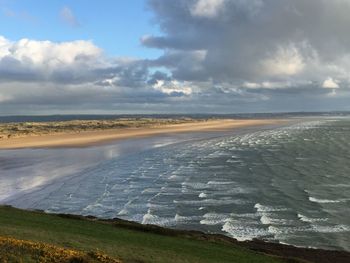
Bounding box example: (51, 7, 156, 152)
(0, 117, 349, 251)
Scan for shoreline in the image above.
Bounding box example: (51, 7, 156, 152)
(0, 119, 280, 149)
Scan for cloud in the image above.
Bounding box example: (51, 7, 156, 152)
(145, 0, 350, 84)
(190, 0, 226, 18)
(153, 80, 193, 96)
(261, 44, 305, 76)
(1, 7, 38, 24)
(0, 37, 102, 83)
(0, 35, 195, 114)
(3, 0, 350, 113)
(137, 0, 350, 111)
(322, 77, 339, 89)
(60, 6, 80, 27)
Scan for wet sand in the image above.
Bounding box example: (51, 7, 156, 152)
(0, 119, 279, 149)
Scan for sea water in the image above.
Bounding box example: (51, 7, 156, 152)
(0, 118, 349, 251)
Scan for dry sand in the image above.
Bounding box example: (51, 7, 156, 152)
(0, 119, 279, 149)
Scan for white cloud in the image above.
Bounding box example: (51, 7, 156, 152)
(243, 81, 292, 89)
(153, 80, 193, 95)
(190, 0, 225, 18)
(60, 6, 80, 27)
(11, 38, 101, 65)
(0, 35, 199, 114)
(0, 36, 103, 81)
(322, 77, 339, 89)
(0, 36, 11, 57)
(261, 44, 305, 76)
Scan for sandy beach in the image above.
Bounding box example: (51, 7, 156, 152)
(0, 119, 278, 149)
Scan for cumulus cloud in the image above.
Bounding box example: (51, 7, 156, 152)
(0, 37, 104, 83)
(153, 80, 193, 96)
(322, 77, 339, 89)
(0, 35, 195, 114)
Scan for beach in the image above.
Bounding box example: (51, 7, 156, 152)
(1, 117, 350, 252)
(0, 119, 278, 149)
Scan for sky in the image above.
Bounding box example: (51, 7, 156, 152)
(1, 0, 350, 114)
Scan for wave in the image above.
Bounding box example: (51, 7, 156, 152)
(142, 209, 174, 226)
(311, 224, 350, 233)
(181, 182, 208, 190)
(268, 224, 350, 236)
(309, 197, 347, 204)
(174, 198, 246, 206)
(297, 214, 328, 223)
(222, 221, 270, 241)
(207, 181, 235, 185)
(198, 192, 207, 198)
(200, 212, 229, 225)
(254, 203, 289, 212)
(175, 214, 201, 222)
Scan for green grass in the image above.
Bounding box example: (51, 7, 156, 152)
(0, 206, 284, 263)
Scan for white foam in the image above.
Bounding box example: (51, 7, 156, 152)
(207, 181, 234, 185)
(268, 225, 289, 235)
(259, 214, 292, 225)
(222, 221, 269, 241)
(146, 203, 169, 209)
(174, 198, 246, 206)
(82, 203, 115, 214)
(142, 211, 159, 224)
(311, 224, 350, 233)
(168, 174, 183, 180)
(309, 197, 345, 204)
(181, 181, 208, 189)
(142, 209, 174, 226)
(175, 214, 201, 222)
(297, 214, 328, 223)
(117, 208, 128, 216)
(200, 213, 229, 225)
(232, 213, 259, 219)
(226, 159, 242, 163)
(268, 224, 350, 236)
(199, 192, 207, 198)
(254, 203, 288, 212)
(260, 214, 272, 225)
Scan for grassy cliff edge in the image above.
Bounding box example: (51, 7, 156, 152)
(0, 206, 349, 263)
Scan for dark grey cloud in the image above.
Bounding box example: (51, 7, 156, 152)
(145, 0, 350, 83)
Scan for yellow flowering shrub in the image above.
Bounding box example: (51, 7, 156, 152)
(0, 236, 122, 263)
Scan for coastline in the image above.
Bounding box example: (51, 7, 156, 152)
(0, 119, 279, 149)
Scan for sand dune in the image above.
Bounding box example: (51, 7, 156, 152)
(0, 119, 279, 149)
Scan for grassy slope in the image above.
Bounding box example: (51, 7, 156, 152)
(0, 206, 284, 263)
